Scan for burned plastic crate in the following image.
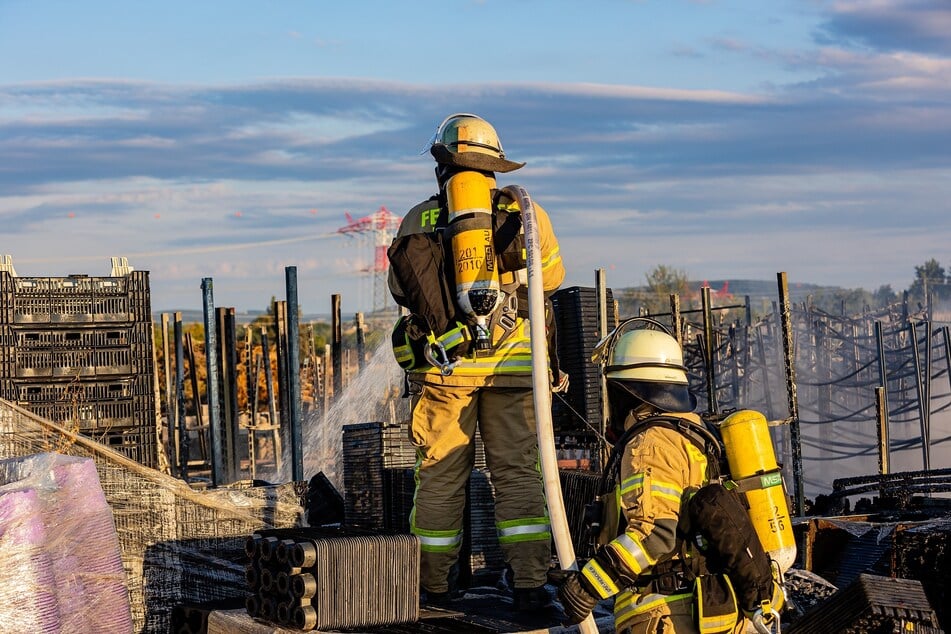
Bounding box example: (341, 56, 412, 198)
(341, 422, 417, 533)
(93, 427, 159, 468)
(2, 271, 151, 326)
(3, 375, 155, 433)
(550, 286, 616, 437)
(786, 573, 941, 634)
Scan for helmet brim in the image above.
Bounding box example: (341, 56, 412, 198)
(611, 379, 697, 413)
(430, 144, 525, 173)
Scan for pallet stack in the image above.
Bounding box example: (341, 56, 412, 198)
(550, 286, 616, 446)
(341, 422, 417, 533)
(0, 266, 158, 467)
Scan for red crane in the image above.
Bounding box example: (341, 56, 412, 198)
(337, 206, 403, 313)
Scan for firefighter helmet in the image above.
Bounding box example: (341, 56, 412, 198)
(428, 113, 525, 173)
(604, 329, 696, 413)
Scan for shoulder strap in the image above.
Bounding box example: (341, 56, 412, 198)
(600, 415, 723, 495)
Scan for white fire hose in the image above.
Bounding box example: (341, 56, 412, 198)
(506, 185, 599, 634)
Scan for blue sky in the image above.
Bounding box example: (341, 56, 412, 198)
(1, 0, 949, 313)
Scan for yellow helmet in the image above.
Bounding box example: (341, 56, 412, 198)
(605, 329, 696, 413)
(428, 113, 525, 173)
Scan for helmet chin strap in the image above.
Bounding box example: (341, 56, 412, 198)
(631, 402, 661, 419)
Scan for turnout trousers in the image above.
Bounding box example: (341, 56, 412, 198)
(409, 381, 552, 592)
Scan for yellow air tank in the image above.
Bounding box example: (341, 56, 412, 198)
(445, 170, 502, 349)
(719, 409, 797, 572)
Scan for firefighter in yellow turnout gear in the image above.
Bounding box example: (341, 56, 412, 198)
(387, 114, 565, 610)
(557, 324, 784, 633)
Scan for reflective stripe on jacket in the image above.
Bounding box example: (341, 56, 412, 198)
(590, 414, 710, 625)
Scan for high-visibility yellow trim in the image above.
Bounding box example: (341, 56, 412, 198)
(581, 558, 620, 599)
(393, 344, 413, 364)
(411, 525, 464, 553)
(609, 532, 654, 575)
(497, 517, 552, 544)
(620, 473, 644, 496)
(649, 478, 684, 504)
(614, 591, 691, 628)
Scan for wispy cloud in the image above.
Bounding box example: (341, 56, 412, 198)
(822, 0, 951, 55)
(1, 2, 949, 311)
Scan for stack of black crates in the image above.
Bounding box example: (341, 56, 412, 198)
(341, 421, 504, 584)
(0, 269, 158, 468)
(550, 286, 616, 452)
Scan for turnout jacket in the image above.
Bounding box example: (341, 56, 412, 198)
(387, 186, 565, 387)
(583, 412, 711, 630)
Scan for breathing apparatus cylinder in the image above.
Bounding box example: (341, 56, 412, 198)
(445, 170, 503, 349)
(720, 409, 797, 572)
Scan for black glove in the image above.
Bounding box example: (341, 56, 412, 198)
(557, 571, 599, 625)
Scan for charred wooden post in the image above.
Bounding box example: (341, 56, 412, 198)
(261, 328, 278, 428)
(162, 313, 176, 463)
(174, 312, 188, 479)
(185, 331, 204, 465)
(669, 293, 682, 347)
(332, 294, 342, 400)
(354, 313, 366, 373)
(908, 321, 930, 471)
(274, 300, 289, 452)
(216, 306, 240, 482)
(777, 271, 804, 517)
(875, 386, 890, 475)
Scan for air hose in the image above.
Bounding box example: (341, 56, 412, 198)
(504, 185, 599, 634)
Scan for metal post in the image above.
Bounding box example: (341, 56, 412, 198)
(355, 312, 366, 373)
(174, 312, 187, 480)
(729, 325, 740, 407)
(701, 286, 717, 414)
(596, 268, 609, 470)
(755, 327, 775, 422)
(332, 294, 342, 399)
(924, 320, 933, 461)
(217, 306, 240, 482)
(908, 321, 930, 471)
(816, 319, 831, 463)
(201, 278, 224, 487)
(286, 266, 304, 483)
(875, 386, 889, 475)
(943, 326, 951, 400)
(777, 272, 804, 517)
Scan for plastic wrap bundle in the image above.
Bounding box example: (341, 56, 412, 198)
(0, 489, 59, 632)
(0, 452, 133, 633)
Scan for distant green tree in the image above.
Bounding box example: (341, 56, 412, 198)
(634, 265, 691, 315)
(908, 259, 946, 302)
(872, 284, 898, 308)
(806, 288, 875, 315)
